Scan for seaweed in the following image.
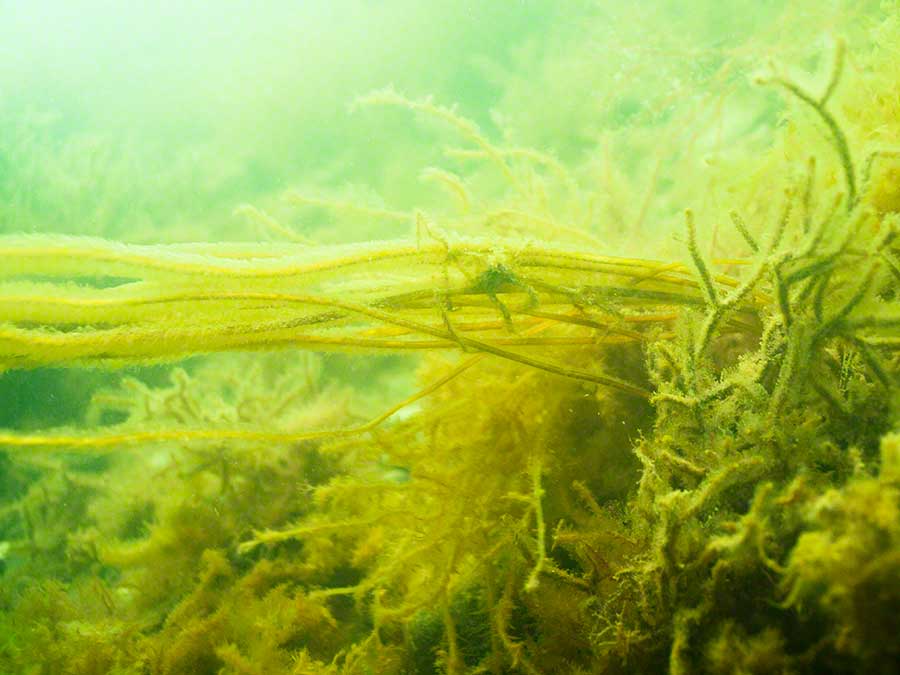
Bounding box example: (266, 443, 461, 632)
(1, 3, 899, 674)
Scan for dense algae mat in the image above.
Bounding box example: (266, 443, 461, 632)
(2, 6, 900, 675)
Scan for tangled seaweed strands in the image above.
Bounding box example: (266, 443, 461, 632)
(0, 234, 765, 452)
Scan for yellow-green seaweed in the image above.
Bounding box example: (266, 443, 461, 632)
(1, 2, 900, 674)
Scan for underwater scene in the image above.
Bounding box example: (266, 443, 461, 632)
(1, 1, 899, 673)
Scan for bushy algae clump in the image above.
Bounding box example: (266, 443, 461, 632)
(1, 9, 900, 675)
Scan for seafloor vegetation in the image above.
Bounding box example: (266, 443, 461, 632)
(1, 2, 899, 673)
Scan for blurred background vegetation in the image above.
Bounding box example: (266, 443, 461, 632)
(0, 0, 878, 244)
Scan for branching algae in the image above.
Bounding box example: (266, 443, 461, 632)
(1, 9, 900, 675)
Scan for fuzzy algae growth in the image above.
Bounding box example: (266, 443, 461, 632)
(2, 3, 900, 674)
